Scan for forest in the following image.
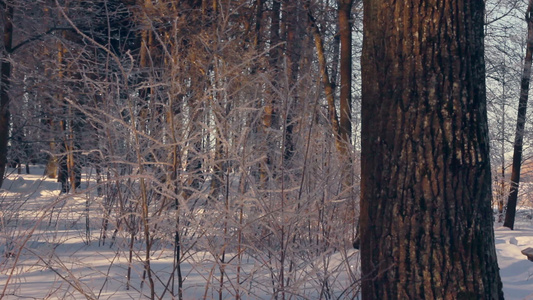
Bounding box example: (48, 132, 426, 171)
(0, 0, 531, 299)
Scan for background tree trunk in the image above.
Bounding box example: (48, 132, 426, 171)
(0, 0, 14, 188)
(360, 0, 504, 298)
(338, 0, 352, 156)
(503, 0, 533, 230)
(282, 0, 301, 163)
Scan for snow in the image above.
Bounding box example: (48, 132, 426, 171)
(2, 167, 533, 299)
(0, 166, 360, 299)
(494, 226, 533, 299)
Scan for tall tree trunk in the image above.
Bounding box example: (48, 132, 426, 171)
(503, 0, 533, 230)
(0, 0, 13, 188)
(498, 67, 507, 223)
(282, 0, 301, 163)
(338, 0, 356, 240)
(58, 124, 69, 193)
(338, 0, 352, 156)
(43, 107, 58, 179)
(306, 6, 340, 149)
(307, 2, 353, 165)
(260, 0, 281, 185)
(56, 36, 69, 193)
(68, 106, 83, 191)
(360, 0, 503, 298)
(210, 66, 227, 200)
(253, 0, 263, 51)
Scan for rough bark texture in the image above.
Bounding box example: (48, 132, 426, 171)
(503, 0, 533, 230)
(360, 0, 503, 299)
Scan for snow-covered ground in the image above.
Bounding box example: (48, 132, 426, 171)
(1, 167, 533, 299)
(495, 225, 533, 300)
(0, 167, 359, 299)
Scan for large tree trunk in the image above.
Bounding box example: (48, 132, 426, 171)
(503, 0, 533, 230)
(0, 0, 13, 188)
(360, 0, 503, 298)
